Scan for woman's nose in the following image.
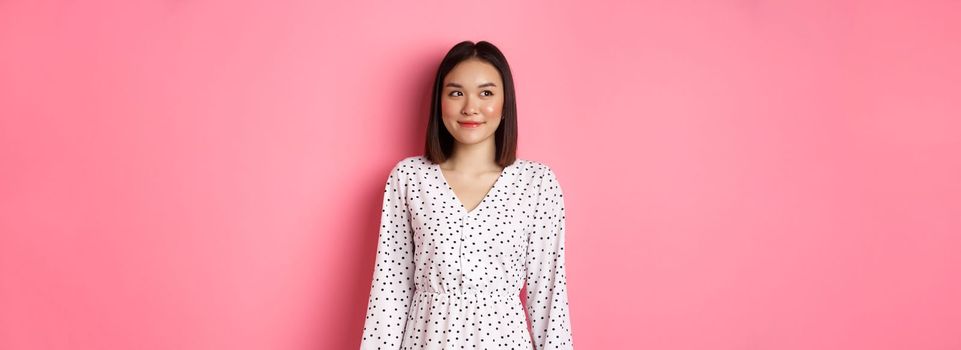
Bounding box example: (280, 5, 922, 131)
(462, 98, 478, 115)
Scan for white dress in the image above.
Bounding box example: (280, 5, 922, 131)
(360, 155, 574, 350)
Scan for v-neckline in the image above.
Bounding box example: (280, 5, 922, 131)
(433, 160, 516, 216)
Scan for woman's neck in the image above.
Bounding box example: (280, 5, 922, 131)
(443, 139, 499, 172)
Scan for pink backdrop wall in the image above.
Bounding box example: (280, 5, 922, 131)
(2, 0, 959, 349)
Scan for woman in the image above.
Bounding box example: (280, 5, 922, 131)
(360, 40, 574, 350)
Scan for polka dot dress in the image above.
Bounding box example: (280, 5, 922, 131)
(360, 155, 574, 350)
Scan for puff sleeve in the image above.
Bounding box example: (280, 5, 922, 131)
(360, 163, 415, 350)
(524, 166, 574, 350)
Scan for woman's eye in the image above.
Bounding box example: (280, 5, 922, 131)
(449, 91, 462, 97)
(482, 90, 493, 96)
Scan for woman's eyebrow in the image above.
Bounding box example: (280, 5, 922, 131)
(444, 82, 498, 88)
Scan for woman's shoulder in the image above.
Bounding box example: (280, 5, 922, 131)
(395, 155, 429, 167)
(515, 157, 554, 176)
(386, 155, 431, 178)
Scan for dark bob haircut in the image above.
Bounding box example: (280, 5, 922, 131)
(424, 40, 518, 167)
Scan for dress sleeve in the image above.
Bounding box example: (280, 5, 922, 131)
(360, 163, 415, 350)
(524, 166, 574, 350)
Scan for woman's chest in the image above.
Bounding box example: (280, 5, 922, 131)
(404, 170, 539, 253)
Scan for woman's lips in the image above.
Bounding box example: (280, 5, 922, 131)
(458, 121, 484, 128)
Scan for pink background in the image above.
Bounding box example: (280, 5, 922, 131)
(2, 0, 959, 349)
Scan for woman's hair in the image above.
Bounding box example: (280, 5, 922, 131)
(424, 40, 518, 167)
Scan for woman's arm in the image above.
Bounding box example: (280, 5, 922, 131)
(524, 166, 574, 350)
(360, 163, 415, 350)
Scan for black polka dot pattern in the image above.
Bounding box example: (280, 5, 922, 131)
(360, 155, 574, 350)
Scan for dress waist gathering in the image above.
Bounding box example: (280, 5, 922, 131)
(413, 288, 520, 300)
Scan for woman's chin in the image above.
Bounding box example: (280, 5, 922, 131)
(454, 134, 494, 146)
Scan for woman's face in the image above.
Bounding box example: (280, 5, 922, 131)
(441, 58, 504, 147)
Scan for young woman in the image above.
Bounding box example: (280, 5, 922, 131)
(360, 40, 573, 350)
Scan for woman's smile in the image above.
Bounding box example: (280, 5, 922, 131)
(458, 121, 485, 128)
